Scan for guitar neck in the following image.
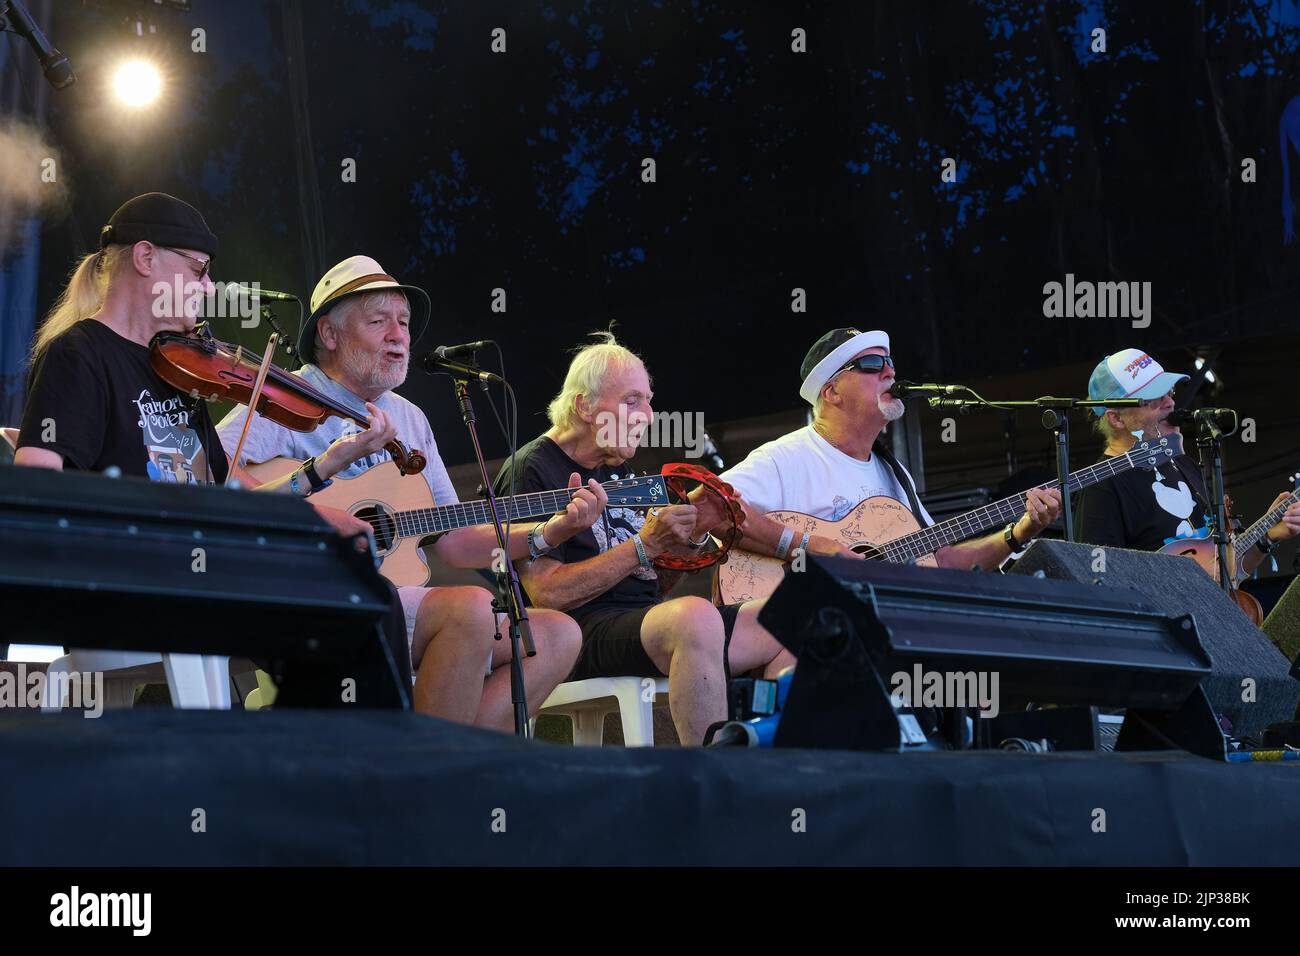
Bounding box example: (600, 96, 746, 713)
(390, 488, 584, 541)
(882, 452, 1144, 563)
(1234, 491, 1300, 558)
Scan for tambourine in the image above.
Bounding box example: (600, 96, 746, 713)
(651, 462, 745, 572)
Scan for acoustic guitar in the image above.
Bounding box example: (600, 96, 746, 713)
(1157, 473, 1300, 624)
(245, 457, 672, 587)
(716, 433, 1182, 605)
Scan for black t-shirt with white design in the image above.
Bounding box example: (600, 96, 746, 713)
(495, 435, 657, 623)
(1073, 453, 1210, 552)
(17, 319, 228, 485)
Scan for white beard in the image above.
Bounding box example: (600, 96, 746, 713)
(339, 347, 407, 393)
(879, 395, 906, 422)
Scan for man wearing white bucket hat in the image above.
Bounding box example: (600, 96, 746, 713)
(1074, 348, 1299, 562)
(719, 327, 1062, 569)
(218, 255, 593, 729)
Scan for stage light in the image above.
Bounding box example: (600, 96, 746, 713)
(112, 59, 162, 107)
(1194, 357, 1217, 384)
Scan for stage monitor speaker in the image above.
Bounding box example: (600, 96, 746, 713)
(1011, 539, 1299, 739)
(1262, 575, 1300, 673)
(0, 464, 409, 708)
(758, 555, 1223, 759)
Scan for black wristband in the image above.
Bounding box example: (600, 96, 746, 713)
(302, 456, 329, 492)
(1256, 536, 1278, 556)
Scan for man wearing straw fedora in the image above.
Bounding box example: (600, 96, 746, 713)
(218, 255, 597, 729)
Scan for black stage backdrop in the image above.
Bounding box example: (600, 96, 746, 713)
(25, 0, 1300, 467)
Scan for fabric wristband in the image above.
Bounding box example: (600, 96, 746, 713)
(528, 522, 553, 561)
(633, 533, 652, 569)
(775, 527, 795, 560)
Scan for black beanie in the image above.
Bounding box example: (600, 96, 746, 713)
(99, 192, 218, 258)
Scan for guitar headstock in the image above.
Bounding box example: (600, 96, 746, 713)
(1128, 430, 1183, 469)
(603, 475, 673, 507)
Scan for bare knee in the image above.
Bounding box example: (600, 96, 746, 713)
(645, 596, 724, 660)
(530, 609, 582, 664)
(417, 586, 496, 653)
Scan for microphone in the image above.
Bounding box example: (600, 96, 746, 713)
(421, 348, 503, 383)
(890, 381, 964, 398)
(3, 0, 75, 89)
(1167, 407, 1238, 431)
(435, 340, 493, 359)
(231, 285, 299, 301)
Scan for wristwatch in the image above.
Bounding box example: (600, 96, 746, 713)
(1256, 535, 1278, 556)
(1003, 522, 1022, 551)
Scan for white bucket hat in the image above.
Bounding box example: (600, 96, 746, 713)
(299, 255, 431, 364)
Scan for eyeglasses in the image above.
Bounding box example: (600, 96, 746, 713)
(834, 354, 895, 377)
(165, 247, 211, 281)
(1138, 388, 1176, 408)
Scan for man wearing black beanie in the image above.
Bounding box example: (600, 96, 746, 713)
(15, 192, 395, 490)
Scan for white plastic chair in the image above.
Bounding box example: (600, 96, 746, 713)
(537, 676, 670, 746)
(41, 650, 232, 711)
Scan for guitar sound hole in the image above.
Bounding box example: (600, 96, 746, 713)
(852, 543, 885, 560)
(354, 505, 396, 552)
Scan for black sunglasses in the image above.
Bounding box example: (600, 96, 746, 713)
(165, 247, 211, 281)
(835, 354, 895, 376)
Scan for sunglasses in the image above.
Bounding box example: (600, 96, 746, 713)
(165, 247, 211, 281)
(834, 354, 895, 376)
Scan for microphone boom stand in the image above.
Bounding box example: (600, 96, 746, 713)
(448, 373, 535, 737)
(928, 395, 1141, 543)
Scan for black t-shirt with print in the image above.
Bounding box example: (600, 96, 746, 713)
(495, 435, 658, 623)
(17, 319, 228, 484)
(1073, 453, 1210, 552)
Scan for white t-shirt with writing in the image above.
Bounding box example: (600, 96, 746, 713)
(720, 424, 934, 526)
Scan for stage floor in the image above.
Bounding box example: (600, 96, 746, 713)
(3, 709, 1298, 866)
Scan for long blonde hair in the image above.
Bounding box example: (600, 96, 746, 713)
(30, 245, 130, 362)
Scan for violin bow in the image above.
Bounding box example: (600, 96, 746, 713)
(225, 332, 280, 488)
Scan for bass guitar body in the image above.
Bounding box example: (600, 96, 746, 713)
(716, 496, 936, 605)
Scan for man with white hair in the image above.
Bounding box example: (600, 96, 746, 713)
(218, 255, 595, 729)
(495, 332, 791, 746)
(1074, 348, 1299, 560)
(720, 328, 1062, 569)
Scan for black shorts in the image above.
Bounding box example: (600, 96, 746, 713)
(571, 602, 743, 682)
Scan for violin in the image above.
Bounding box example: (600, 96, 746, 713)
(148, 327, 426, 476)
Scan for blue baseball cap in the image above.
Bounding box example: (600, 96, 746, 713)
(1088, 348, 1189, 416)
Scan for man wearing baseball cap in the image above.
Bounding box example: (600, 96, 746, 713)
(218, 255, 593, 728)
(1074, 348, 1299, 561)
(719, 328, 1062, 568)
